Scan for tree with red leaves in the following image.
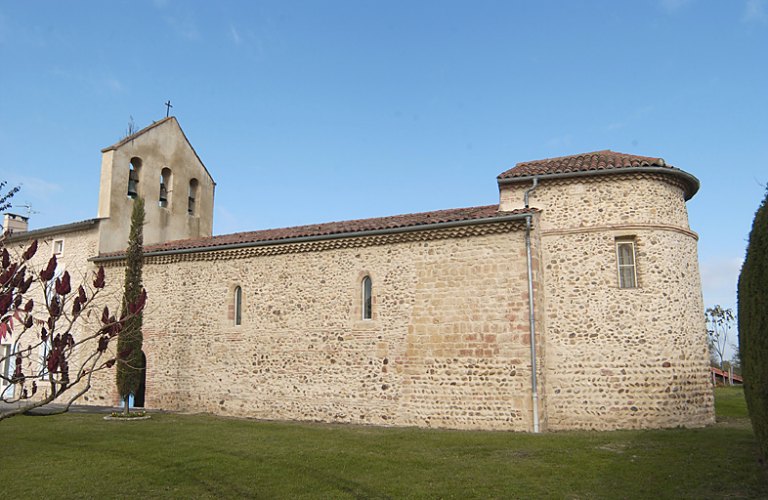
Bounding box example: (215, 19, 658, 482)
(0, 236, 146, 422)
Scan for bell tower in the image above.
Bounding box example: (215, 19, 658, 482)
(96, 117, 215, 254)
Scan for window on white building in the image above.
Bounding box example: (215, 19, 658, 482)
(1, 344, 11, 387)
(39, 340, 50, 379)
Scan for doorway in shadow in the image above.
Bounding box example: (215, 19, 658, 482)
(134, 351, 146, 407)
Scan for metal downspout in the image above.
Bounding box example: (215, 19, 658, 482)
(524, 178, 540, 433)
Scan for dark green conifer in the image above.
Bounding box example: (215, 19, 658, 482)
(116, 197, 145, 414)
(738, 188, 768, 461)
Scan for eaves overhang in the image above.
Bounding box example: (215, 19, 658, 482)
(2, 218, 101, 244)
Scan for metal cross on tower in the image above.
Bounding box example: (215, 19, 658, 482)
(164, 100, 173, 117)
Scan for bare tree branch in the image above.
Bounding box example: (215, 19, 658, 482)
(705, 305, 735, 371)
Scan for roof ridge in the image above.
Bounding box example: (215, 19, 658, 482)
(515, 149, 663, 167)
(515, 149, 613, 166)
(499, 149, 670, 179)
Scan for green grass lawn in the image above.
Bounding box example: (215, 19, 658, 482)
(3, 388, 766, 499)
(714, 385, 751, 418)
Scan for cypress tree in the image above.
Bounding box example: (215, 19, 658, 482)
(738, 188, 768, 461)
(116, 197, 145, 414)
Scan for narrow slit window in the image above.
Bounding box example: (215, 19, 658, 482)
(616, 240, 637, 289)
(234, 286, 242, 326)
(362, 276, 372, 320)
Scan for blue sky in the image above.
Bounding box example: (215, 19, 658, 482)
(1, 1, 766, 334)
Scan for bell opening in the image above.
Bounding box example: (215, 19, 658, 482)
(127, 179, 138, 199)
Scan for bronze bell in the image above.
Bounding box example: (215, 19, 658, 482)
(159, 184, 168, 206)
(127, 170, 139, 198)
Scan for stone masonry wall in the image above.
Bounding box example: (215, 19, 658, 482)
(3, 171, 713, 432)
(500, 173, 691, 231)
(528, 175, 714, 430)
(97, 223, 538, 431)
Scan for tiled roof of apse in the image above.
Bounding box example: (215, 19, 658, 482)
(98, 205, 533, 258)
(497, 149, 699, 199)
(498, 150, 669, 179)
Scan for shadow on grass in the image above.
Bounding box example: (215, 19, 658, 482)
(2, 407, 766, 499)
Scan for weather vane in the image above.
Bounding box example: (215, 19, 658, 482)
(164, 100, 173, 118)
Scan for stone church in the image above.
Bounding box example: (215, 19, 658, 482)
(1, 117, 714, 431)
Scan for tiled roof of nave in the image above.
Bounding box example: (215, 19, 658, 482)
(110, 204, 533, 256)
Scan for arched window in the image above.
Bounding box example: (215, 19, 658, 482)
(188, 178, 199, 215)
(362, 276, 372, 320)
(234, 286, 242, 326)
(127, 157, 142, 198)
(159, 168, 172, 208)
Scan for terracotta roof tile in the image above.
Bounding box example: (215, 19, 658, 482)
(100, 205, 532, 258)
(498, 150, 670, 179)
(3, 218, 101, 243)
